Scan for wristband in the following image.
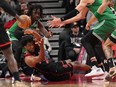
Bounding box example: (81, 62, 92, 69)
(60, 9, 79, 21)
(94, 12, 102, 18)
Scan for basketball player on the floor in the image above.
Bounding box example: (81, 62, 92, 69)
(21, 29, 91, 81)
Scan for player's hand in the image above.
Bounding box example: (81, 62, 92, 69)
(15, 14, 23, 23)
(86, 23, 91, 30)
(38, 38, 44, 46)
(47, 15, 62, 28)
(48, 29, 53, 37)
(24, 29, 33, 35)
(58, 22, 66, 28)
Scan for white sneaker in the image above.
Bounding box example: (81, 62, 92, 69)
(30, 74, 41, 81)
(12, 81, 28, 87)
(85, 66, 104, 78)
(92, 71, 108, 80)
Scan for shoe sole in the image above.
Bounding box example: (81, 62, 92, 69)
(85, 73, 104, 78)
(92, 76, 104, 80)
(105, 71, 116, 81)
(92, 78, 104, 80)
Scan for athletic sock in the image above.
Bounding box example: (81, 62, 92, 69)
(92, 61, 99, 68)
(107, 58, 115, 68)
(12, 72, 21, 81)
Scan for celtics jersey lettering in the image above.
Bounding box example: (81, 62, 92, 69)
(87, 0, 116, 22)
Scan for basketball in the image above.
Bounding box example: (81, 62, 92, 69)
(17, 15, 31, 29)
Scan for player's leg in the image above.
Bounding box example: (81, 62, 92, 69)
(0, 27, 21, 82)
(104, 32, 116, 81)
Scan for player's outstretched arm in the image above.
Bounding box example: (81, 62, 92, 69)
(48, 0, 88, 28)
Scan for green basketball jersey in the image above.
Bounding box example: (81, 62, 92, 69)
(8, 22, 18, 40)
(87, 0, 116, 22)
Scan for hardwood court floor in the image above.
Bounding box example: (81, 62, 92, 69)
(0, 74, 116, 87)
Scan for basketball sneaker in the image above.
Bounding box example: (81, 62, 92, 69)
(30, 74, 41, 81)
(85, 65, 104, 78)
(12, 77, 28, 87)
(12, 81, 28, 87)
(92, 71, 108, 80)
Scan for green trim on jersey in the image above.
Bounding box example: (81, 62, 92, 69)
(111, 30, 116, 39)
(92, 20, 116, 40)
